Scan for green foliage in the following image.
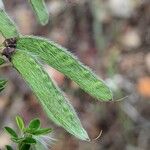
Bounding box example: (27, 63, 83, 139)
(19, 144, 31, 150)
(29, 0, 49, 25)
(4, 116, 52, 150)
(0, 9, 19, 38)
(28, 118, 41, 130)
(16, 116, 25, 131)
(0, 0, 48, 30)
(0, 0, 113, 141)
(29, 128, 52, 135)
(0, 56, 5, 65)
(21, 137, 37, 144)
(16, 36, 112, 101)
(12, 50, 89, 141)
(5, 145, 14, 150)
(0, 79, 7, 92)
(4, 127, 18, 138)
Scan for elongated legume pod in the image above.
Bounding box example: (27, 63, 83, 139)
(12, 50, 89, 141)
(29, 0, 49, 25)
(16, 36, 113, 101)
(0, 9, 19, 38)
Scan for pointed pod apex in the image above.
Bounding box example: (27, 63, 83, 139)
(79, 130, 90, 141)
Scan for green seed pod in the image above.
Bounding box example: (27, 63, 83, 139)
(12, 50, 89, 141)
(0, 9, 19, 38)
(16, 36, 113, 101)
(29, 0, 49, 25)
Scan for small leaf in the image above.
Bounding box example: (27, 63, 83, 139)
(23, 128, 35, 134)
(5, 145, 14, 150)
(16, 36, 113, 101)
(11, 137, 22, 143)
(29, 118, 40, 130)
(20, 144, 31, 150)
(4, 127, 18, 138)
(15, 116, 25, 131)
(12, 50, 89, 141)
(0, 9, 19, 38)
(24, 127, 52, 135)
(0, 57, 5, 65)
(32, 128, 52, 135)
(0, 79, 7, 92)
(29, 0, 49, 25)
(22, 137, 36, 144)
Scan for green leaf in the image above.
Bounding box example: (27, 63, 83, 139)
(12, 50, 89, 141)
(0, 9, 19, 38)
(5, 145, 14, 150)
(11, 137, 22, 143)
(32, 128, 52, 135)
(29, 0, 49, 25)
(23, 128, 34, 134)
(0, 57, 5, 65)
(20, 144, 31, 150)
(22, 137, 36, 144)
(4, 127, 18, 138)
(16, 36, 113, 101)
(29, 118, 40, 130)
(24, 127, 52, 135)
(0, 79, 7, 92)
(15, 116, 25, 131)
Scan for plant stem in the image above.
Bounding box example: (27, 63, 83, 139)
(0, 62, 12, 68)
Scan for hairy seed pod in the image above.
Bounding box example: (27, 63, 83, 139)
(0, 9, 19, 38)
(12, 50, 89, 141)
(16, 36, 113, 101)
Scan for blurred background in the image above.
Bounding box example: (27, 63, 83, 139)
(0, 0, 150, 149)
